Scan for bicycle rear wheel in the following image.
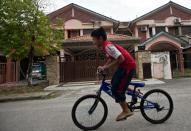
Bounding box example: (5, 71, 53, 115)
(72, 95, 108, 130)
(140, 89, 173, 124)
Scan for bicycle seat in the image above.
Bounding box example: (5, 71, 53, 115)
(129, 82, 145, 87)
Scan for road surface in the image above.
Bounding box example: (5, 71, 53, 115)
(0, 78, 191, 131)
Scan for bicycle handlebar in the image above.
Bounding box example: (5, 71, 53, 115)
(97, 69, 107, 79)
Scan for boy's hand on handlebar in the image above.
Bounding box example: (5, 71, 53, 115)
(97, 66, 105, 72)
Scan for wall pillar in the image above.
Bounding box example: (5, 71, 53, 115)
(64, 30, 68, 39)
(178, 26, 182, 36)
(178, 49, 184, 74)
(15, 60, 20, 82)
(46, 55, 60, 85)
(165, 26, 169, 32)
(135, 51, 151, 80)
(6, 58, 12, 82)
(135, 27, 138, 37)
(111, 28, 114, 34)
(152, 26, 156, 36)
(146, 28, 150, 39)
(80, 29, 83, 36)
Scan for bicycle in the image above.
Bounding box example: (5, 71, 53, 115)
(71, 70, 174, 130)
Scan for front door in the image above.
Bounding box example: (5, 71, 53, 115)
(142, 63, 152, 79)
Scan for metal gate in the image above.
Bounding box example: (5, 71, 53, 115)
(0, 62, 16, 84)
(0, 63, 6, 84)
(60, 60, 115, 83)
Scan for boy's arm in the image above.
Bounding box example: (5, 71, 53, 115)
(103, 55, 124, 69)
(98, 55, 124, 71)
(98, 44, 124, 71)
(98, 58, 112, 71)
(104, 58, 112, 66)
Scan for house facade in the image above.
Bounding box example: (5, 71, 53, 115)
(129, 1, 191, 79)
(45, 1, 191, 84)
(47, 3, 140, 84)
(1, 1, 191, 85)
(183, 45, 191, 69)
(48, 3, 119, 39)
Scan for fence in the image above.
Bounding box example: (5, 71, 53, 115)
(60, 60, 116, 83)
(171, 52, 191, 78)
(0, 63, 16, 84)
(0, 63, 6, 84)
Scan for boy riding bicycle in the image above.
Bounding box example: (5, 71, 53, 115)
(91, 27, 136, 121)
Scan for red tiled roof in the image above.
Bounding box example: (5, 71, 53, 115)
(47, 3, 118, 23)
(64, 34, 139, 43)
(131, 1, 191, 24)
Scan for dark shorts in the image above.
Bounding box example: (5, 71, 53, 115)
(111, 68, 135, 103)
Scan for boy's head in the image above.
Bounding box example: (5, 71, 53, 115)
(91, 27, 107, 48)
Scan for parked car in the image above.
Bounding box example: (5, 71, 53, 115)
(32, 63, 46, 80)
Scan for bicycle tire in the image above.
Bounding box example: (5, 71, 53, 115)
(140, 89, 174, 124)
(72, 94, 108, 130)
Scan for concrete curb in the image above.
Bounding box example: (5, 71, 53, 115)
(45, 79, 165, 91)
(0, 92, 53, 103)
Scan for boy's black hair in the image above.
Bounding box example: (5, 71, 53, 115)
(91, 27, 107, 41)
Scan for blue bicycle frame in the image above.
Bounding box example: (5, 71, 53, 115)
(97, 77, 159, 111)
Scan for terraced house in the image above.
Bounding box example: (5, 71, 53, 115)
(0, 1, 191, 85)
(129, 1, 191, 79)
(45, 1, 191, 84)
(46, 3, 140, 84)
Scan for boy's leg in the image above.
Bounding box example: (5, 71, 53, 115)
(111, 69, 135, 121)
(119, 102, 130, 113)
(111, 68, 126, 103)
(111, 68, 135, 121)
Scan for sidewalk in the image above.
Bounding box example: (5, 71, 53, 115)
(0, 92, 53, 103)
(45, 78, 165, 91)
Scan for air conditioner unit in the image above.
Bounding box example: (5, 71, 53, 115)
(140, 26, 148, 32)
(174, 18, 181, 24)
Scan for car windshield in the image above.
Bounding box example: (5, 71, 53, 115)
(32, 65, 41, 72)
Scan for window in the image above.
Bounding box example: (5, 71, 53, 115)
(149, 27, 153, 37)
(104, 28, 112, 33)
(83, 29, 93, 35)
(182, 26, 191, 36)
(168, 27, 179, 36)
(155, 26, 165, 34)
(68, 30, 80, 38)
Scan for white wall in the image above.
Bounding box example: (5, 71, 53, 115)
(64, 19, 113, 30)
(151, 51, 172, 79)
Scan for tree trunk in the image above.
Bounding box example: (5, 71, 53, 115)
(27, 46, 34, 86)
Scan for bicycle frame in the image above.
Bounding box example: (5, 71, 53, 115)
(73, 73, 173, 130)
(96, 78, 159, 112)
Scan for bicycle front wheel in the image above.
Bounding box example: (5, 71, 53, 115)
(140, 89, 173, 124)
(72, 95, 108, 130)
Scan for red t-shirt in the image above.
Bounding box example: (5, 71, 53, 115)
(102, 41, 136, 72)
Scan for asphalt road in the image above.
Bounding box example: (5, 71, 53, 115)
(0, 78, 191, 131)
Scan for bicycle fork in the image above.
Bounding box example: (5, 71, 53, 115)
(88, 90, 101, 115)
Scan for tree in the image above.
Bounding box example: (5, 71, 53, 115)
(0, 0, 64, 86)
